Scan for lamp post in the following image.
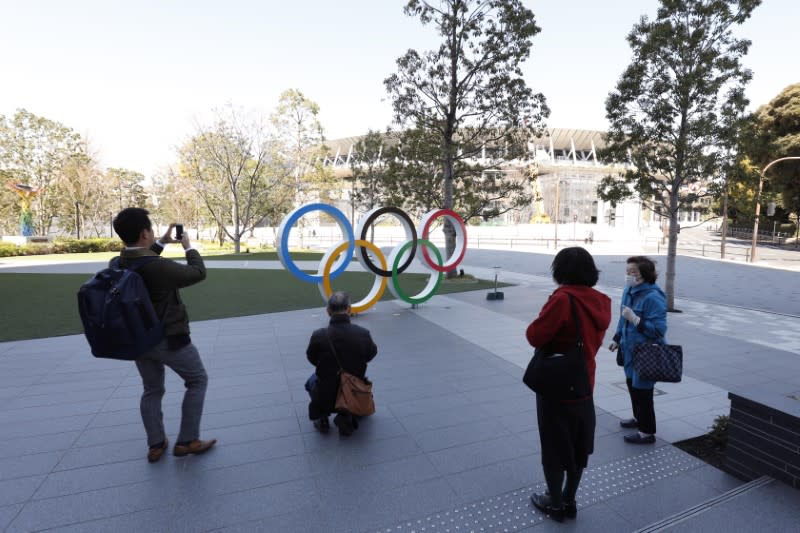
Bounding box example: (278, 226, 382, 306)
(750, 157, 800, 262)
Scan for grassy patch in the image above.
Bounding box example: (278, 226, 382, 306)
(0, 248, 323, 263)
(0, 269, 510, 342)
(208, 251, 323, 261)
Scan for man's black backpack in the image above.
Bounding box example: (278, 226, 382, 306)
(77, 256, 163, 360)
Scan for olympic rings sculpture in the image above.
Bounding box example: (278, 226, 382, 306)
(276, 203, 468, 313)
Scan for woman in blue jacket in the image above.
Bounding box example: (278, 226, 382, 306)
(609, 256, 667, 444)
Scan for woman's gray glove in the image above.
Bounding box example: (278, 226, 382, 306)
(621, 306, 641, 326)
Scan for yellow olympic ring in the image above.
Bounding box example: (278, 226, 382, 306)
(318, 239, 388, 314)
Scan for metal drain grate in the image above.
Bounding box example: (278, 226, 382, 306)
(374, 446, 703, 533)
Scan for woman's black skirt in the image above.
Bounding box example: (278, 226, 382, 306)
(536, 394, 596, 471)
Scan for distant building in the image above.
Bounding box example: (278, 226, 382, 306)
(320, 128, 707, 233)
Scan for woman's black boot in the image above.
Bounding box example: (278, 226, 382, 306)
(530, 492, 565, 522)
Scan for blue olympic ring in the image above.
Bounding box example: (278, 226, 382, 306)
(277, 203, 355, 284)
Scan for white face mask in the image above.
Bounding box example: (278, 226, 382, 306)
(625, 275, 637, 287)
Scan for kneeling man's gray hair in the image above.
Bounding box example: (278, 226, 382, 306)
(327, 291, 351, 313)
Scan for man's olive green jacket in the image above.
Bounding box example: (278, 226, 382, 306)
(113, 243, 206, 337)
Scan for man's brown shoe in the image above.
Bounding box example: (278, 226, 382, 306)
(147, 439, 168, 463)
(173, 439, 217, 457)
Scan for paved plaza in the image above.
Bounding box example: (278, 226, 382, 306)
(1, 248, 799, 532)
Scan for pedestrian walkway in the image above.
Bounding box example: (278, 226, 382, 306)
(1, 251, 799, 531)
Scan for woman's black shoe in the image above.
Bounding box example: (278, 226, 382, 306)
(619, 418, 639, 429)
(563, 500, 577, 519)
(530, 492, 565, 522)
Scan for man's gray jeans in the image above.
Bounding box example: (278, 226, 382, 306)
(135, 339, 208, 446)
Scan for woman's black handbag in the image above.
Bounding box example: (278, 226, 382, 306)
(523, 295, 591, 399)
(632, 343, 683, 382)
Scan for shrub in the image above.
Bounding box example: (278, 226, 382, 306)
(708, 414, 729, 447)
(55, 238, 121, 253)
(0, 242, 19, 257)
(0, 238, 121, 257)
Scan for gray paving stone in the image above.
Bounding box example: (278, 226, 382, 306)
(205, 417, 301, 445)
(6, 477, 174, 531)
(0, 451, 63, 481)
(387, 391, 474, 417)
(36, 368, 127, 385)
(39, 509, 166, 533)
(201, 403, 297, 429)
(427, 435, 534, 475)
(85, 408, 145, 429)
(0, 400, 107, 425)
(0, 503, 23, 532)
(0, 415, 91, 441)
(0, 475, 44, 506)
(603, 472, 721, 529)
(73, 422, 143, 448)
(445, 453, 542, 500)
(413, 416, 511, 453)
(21, 379, 124, 397)
(686, 463, 747, 493)
(212, 505, 325, 533)
(54, 442, 150, 472)
(589, 433, 671, 465)
(33, 458, 172, 499)
(478, 394, 541, 417)
(305, 434, 423, 475)
(0, 432, 80, 461)
(319, 477, 460, 533)
(376, 380, 462, 404)
(497, 407, 539, 434)
(666, 481, 800, 532)
(4, 387, 116, 409)
(0, 386, 28, 400)
(158, 478, 318, 533)
(314, 454, 441, 502)
(395, 403, 494, 434)
(173, 454, 314, 501)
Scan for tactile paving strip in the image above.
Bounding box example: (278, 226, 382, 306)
(374, 446, 703, 533)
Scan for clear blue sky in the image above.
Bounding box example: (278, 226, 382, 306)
(1, 0, 797, 175)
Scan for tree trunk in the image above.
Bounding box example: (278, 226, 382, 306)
(442, 1, 458, 280)
(665, 189, 679, 311)
(231, 187, 241, 253)
(443, 151, 456, 278)
(720, 184, 729, 259)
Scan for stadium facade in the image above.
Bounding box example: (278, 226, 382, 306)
(320, 128, 709, 234)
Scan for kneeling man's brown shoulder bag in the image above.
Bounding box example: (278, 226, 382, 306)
(327, 330, 375, 416)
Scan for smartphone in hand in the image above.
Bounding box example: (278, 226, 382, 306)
(175, 224, 184, 240)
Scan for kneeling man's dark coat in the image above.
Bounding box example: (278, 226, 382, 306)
(306, 314, 377, 420)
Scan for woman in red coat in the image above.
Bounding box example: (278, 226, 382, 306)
(525, 247, 611, 522)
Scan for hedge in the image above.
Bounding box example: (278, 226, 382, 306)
(0, 238, 122, 257)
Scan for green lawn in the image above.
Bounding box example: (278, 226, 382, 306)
(209, 251, 323, 261)
(1, 269, 510, 341)
(0, 249, 317, 263)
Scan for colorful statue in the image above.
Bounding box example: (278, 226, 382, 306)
(6, 182, 43, 236)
